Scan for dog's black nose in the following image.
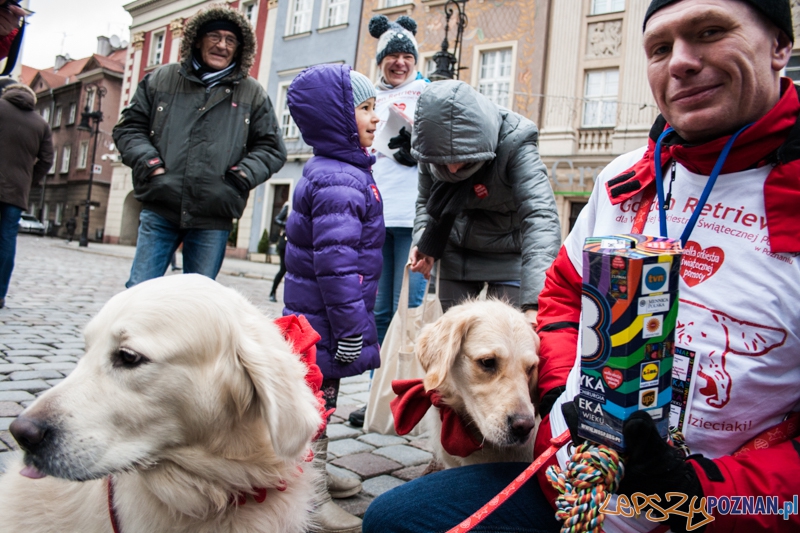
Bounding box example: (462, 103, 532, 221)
(9, 415, 48, 452)
(508, 414, 535, 441)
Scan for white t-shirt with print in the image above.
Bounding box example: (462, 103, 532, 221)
(549, 147, 800, 532)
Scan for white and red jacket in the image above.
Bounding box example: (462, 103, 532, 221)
(534, 79, 800, 532)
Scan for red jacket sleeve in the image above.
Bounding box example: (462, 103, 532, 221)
(691, 437, 800, 531)
(533, 245, 582, 509)
(0, 29, 17, 61)
(536, 245, 582, 402)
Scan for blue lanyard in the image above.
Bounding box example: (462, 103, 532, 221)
(653, 123, 752, 246)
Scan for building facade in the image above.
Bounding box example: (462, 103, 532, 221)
(536, 0, 659, 239)
(27, 40, 126, 241)
(354, 0, 550, 124)
(247, 0, 364, 256)
(103, 0, 272, 257)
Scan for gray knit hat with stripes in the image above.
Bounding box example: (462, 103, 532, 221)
(350, 70, 376, 107)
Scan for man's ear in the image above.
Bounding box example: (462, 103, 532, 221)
(772, 30, 793, 72)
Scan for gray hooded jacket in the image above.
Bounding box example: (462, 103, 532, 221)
(411, 81, 560, 307)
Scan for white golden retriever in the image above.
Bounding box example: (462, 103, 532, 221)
(0, 274, 323, 533)
(416, 299, 539, 469)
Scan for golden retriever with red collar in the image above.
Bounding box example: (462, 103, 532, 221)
(416, 299, 540, 469)
(0, 275, 323, 533)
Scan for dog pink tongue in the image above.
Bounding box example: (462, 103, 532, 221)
(19, 465, 46, 479)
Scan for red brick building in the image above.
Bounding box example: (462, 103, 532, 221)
(27, 38, 126, 241)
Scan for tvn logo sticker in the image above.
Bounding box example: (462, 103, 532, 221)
(642, 263, 670, 295)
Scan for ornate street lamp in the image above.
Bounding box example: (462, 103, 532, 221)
(428, 0, 468, 82)
(76, 84, 107, 247)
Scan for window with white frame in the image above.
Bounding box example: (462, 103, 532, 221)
(53, 106, 62, 127)
(591, 0, 624, 15)
(41, 106, 51, 124)
(55, 203, 64, 225)
(321, 0, 348, 27)
(582, 68, 619, 127)
(67, 103, 77, 125)
(786, 54, 800, 83)
(383, 0, 411, 7)
(278, 83, 299, 139)
(60, 146, 71, 174)
(286, 0, 313, 35)
(78, 141, 89, 169)
(422, 55, 437, 79)
(148, 30, 165, 66)
(48, 148, 57, 175)
(243, 1, 258, 24)
(86, 88, 96, 113)
(477, 48, 513, 108)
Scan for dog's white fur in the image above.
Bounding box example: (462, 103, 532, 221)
(416, 299, 540, 469)
(0, 274, 323, 533)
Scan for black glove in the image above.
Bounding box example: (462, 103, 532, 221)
(617, 411, 705, 532)
(388, 127, 416, 167)
(225, 168, 250, 195)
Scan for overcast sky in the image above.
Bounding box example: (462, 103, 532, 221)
(21, 0, 132, 70)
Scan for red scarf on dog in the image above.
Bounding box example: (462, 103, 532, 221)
(274, 314, 334, 439)
(390, 379, 483, 458)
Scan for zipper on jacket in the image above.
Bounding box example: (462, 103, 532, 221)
(462, 217, 474, 279)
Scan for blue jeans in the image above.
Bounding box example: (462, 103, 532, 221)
(126, 209, 230, 288)
(363, 462, 561, 533)
(0, 202, 23, 299)
(374, 227, 427, 345)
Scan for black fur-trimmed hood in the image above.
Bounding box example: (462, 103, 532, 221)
(181, 4, 257, 77)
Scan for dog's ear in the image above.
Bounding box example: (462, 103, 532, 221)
(416, 308, 474, 391)
(528, 361, 540, 414)
(233, 312, 322, 460)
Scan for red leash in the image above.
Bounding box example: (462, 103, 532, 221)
(446, 430, 571, 533)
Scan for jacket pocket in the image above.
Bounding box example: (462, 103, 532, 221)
(133, 170, 182, 214)
(190, 174, 248, 220)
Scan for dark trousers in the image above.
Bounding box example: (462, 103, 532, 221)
(270, 237, 286, 296)
(0, 202, 22, 299)
(439, 279, 520, 312)
(363, 462, 560, 533)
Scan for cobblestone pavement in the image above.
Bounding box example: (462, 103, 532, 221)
(0, 235, 431, 517)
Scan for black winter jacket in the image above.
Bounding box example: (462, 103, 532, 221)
(112, 7, 287, 230)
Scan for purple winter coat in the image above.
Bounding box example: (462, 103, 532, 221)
(283, 64, 385, 380)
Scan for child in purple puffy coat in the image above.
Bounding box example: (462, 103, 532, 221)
(283, 64, 384, 530)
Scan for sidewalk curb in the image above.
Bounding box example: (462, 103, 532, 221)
(51, 242, 278, 282)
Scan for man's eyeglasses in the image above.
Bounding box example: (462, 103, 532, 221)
(205, 32, 239, 48)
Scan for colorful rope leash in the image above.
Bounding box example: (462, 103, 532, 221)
(545, 443, 624, 533)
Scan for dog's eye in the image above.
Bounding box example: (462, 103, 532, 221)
(113, 348, 149, 368)
(478, 358, 497, 371)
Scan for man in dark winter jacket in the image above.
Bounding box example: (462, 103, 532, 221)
(0, 83, 54, 308)
(113, 6, 287, 287)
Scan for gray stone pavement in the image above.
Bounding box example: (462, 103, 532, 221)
(0, 235, 432, 517)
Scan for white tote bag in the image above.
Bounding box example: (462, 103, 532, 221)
(364, 264, 442, 436)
